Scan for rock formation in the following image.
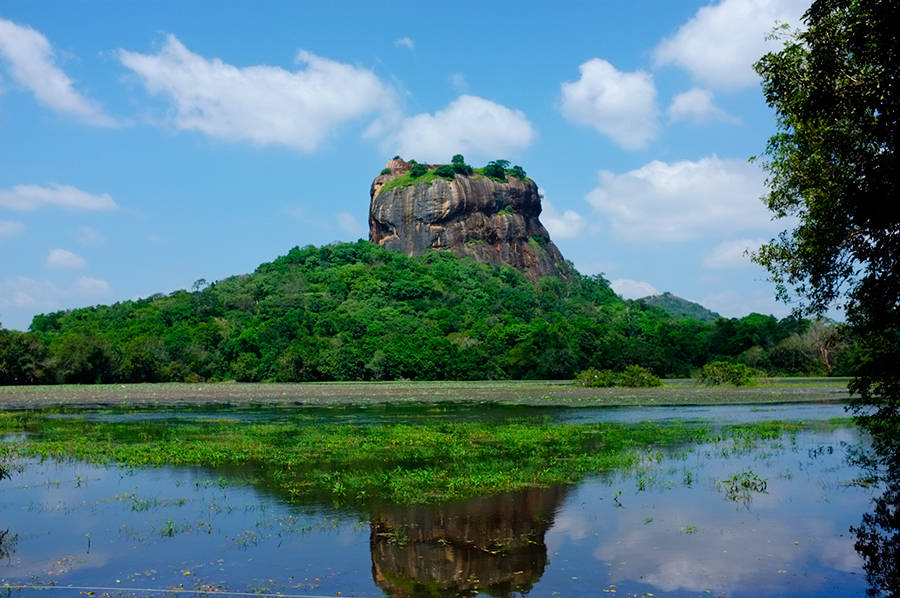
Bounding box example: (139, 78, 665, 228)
(369, 159, 573, 281)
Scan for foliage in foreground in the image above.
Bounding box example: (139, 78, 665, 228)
(752, 0, 898, 418)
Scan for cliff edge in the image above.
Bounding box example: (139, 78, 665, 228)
(369, 158, 573, 281)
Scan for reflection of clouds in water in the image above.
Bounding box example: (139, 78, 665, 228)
(594, 517, 859, 594)
(548, 512, 593, 542)
(809, 517, 867, 573)
(541, 428, 871, 596)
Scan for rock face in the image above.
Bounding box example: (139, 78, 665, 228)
(369, 159, 573, 281)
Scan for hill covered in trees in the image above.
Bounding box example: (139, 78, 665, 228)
(0, 241, 852, 385)
(639, 292, 721, 323)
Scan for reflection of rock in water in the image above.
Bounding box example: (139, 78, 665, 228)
(370, 487, 566, 597)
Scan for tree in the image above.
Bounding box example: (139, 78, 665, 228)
(752, 0, 898, 418)
(482, 160, 510, 180)
(451, 154, 474, 175)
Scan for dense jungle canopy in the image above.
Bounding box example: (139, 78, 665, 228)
(0, 241, 852, 385)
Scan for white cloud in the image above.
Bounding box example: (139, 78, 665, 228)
(382, 95, 535, 163)
(0, 18, 116, 126)
(0, 183, 118, 211)
(559, 58, 658, 150)
(450, 73, 468, 92)
(46, 249, 87, 269)
(703, 238, 765, 269)
(0, 277, 59, 310)
(654, 0, 807, 90)
(118, 34, 399, 151)
(72, 276, 111, 296)
(540, 199, 585, 240)
(667, 88, 738, 123)
(0, 275, 110, 311)
(336, 212, 364, 236)
(611, 278, 658, 300)
(0, 219, 25, 237)
(585, 155, 779, 243)
(76, 227, 105, 246)
(394, 37, 415, 50)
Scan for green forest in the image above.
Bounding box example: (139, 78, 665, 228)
(0, 241, 853, 385)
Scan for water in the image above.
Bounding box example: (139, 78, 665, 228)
(0, 403, 883, 597)
(40, 398, 852, 427)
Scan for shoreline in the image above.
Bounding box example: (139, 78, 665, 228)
(0, 379, 852, 409)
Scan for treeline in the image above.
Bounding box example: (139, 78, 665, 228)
(0, 241, 853, 385)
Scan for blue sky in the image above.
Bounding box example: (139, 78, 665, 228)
(0, 0, 811, 331)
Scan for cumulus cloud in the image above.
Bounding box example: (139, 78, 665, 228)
(381, 95, 535, 163)
(654, 0, 807, 90)
(703, 238, 765, 269)
(559, 58, 658, 149)
(540, 199, 585, 240)
(46, 249, 87, 269)
(0, 220, 25, 237)
(0, 18, 116, 126)
(667, 88, 738, 123)
(336, 212, 364, 236)
(611, 279, 659, 300)
(0, 183, 118, 211)
(394, 37, 415, 50)
(118, 35, 398, 151)
(586, 155, 778, 243)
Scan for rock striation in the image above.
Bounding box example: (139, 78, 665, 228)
(369, 159, 573, 281)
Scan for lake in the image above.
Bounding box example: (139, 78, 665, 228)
(0, 399, 889, 597)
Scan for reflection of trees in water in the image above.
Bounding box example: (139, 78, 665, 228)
(370, 487, 566, 597)
(0, 529, 17, 561)
(850, 418, 900, 598)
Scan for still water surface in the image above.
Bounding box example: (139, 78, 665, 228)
(0, 402, 881, 597)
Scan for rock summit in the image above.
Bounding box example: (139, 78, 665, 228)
(369, 158, 572, 281)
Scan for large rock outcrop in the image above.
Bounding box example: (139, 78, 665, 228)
(369, 159, 573, 281)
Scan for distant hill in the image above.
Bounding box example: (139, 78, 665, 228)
(639, 292, 721, 323)
(0, 241, 843, 385)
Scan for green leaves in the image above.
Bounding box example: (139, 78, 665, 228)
(752, 0, 899, 416)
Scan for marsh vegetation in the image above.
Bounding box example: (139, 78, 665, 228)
(0, 382, 887, 597)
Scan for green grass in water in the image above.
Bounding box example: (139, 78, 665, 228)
(0, 411, 850, 506)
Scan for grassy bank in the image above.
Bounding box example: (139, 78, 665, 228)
(0, 378, 852, 410)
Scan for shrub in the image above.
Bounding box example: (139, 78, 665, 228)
(482, 160, 509, 181)
(409, 163, 428, 178)
(620, 365, 662, 387)
(433, 165, 455, 180)
(451, 154, 474, 175)
(573, 368, 619, 388)
(506, 165, 527, 180)
(697, 361, 757, 386)
(380, 168, 392, 175)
